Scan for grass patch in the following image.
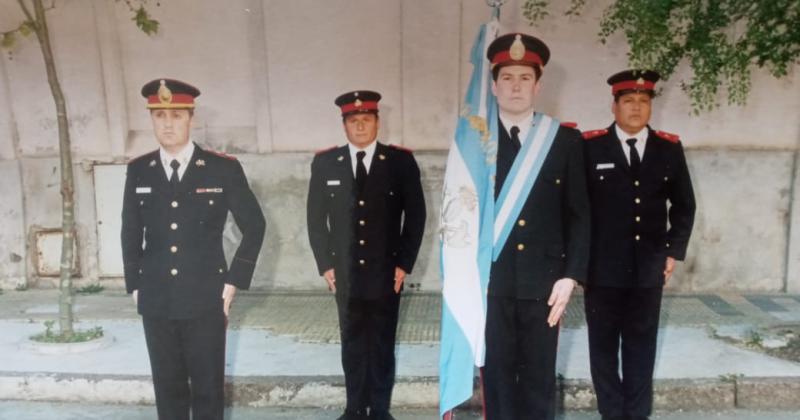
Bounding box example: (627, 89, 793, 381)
(76, 284, 105, 294)
(30, 320, 104, 343)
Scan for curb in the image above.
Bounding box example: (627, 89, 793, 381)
(2, 373, 800, 410)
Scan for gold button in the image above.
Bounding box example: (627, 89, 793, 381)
(389, 191, 394, 196)
(359, 240, 366, 246)
(599, 175, 604, 181)
(517, 244, 525, 251)
(139, 200, 144, 206)
(209, 200, 214, 205)
(518, 219, 526, 227)
(359, 220, 366, 226)
(635, 198, 641, 204)
(664, 176, 669, 181)
(170, 223, 178, 230)
(555, 179, 561, 185)
(635, 235, 640, 241)
(634, 180, 640, 187)
(359, 259, 365, 265)
(170, 268, 178, 276)
(170, 246, 178, 253)
(330, 193, 335, 197)
(666, 243, 671, 248)
(219, 268, 224, 273)
(635, 216, 641, 222)
(171, 201, 179, 208)
(359, 200, 365, 206)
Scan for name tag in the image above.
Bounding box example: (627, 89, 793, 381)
(135, 187, 151, 194)
(327, 180, 341, 186)
(196, 188, 223, 194)
(596, 163, 615, 170)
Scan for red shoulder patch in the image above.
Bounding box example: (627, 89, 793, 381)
(655, 130, 680, 143)
(389, 144, 414, 153)
(315, 146, 337, 155)
(207, 150, 237, 160)
(560, 121, 578, 129)
(582, 129, 608, 140)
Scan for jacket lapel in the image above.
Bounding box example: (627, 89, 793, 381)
(176, 144, 202, 194)
(606, 123, 632, 176)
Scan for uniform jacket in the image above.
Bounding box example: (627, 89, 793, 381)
(121, 144, 266, 319)
(489, 120, 591, 299)
(583, 123, 696, 288)
(306, 142, 426, 300)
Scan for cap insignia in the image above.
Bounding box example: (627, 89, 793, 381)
(149, 160, 156, 167)
(636, 77, 645, 85)
(158, 80, 173, 105)
(337, 155, 344, 162)
(509, 34, 525, 61)
(379, 154, 386, 160)
(196, 159, 206, 167)
(354, 98, 363, 107)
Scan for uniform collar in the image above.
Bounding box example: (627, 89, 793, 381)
(159, 141, 195, 168)
(614, 124, 648, 144)
(500, 111, 535, 143)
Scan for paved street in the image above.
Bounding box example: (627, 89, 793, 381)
(2, 402, 800, 420)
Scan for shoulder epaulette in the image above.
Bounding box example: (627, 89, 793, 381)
(207, 150, 237, 160)
(128, 150, 156, 164)
(654, 130, 680, 143)
(315, 146, 337, 155)
(582, 129, 608, 140)
(389, 144, 414, 154)
(560, 121, 578, 129)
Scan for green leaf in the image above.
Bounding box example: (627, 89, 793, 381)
(0, 33, 15, 49)
(133, 5, 160, 36)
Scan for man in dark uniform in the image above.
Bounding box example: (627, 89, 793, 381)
(306, 91, 426, 420)
(482, 33, 590, 420)
(582, 70, 696, 420)
(121, 78, 266, 420)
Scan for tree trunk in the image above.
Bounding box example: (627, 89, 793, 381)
(23, 0, 75, 337)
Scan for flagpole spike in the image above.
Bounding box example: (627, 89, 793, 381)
(486, 0, 506, 20)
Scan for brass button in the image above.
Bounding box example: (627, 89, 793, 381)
(170, 245, 178, 253)
(517, 244, 525, 251)
(599, 175, 604, 181)
(170, 268, 178, 276)
(209, 200, 214, 205)
(359, 259, 365, 265)
(139, 200, 144, 206)
(171, 201, 179, 208)
(518, 219, 526, 227)
(170, 222, 178, 230)
(664, 176, 669, 181)
(635, 216, 641, 223)
(635, 198, 641, 204)
(634, 180, 640, 187)
(218, 268, 224, 273)
(359, 240, 366, 246)
(666, 242, 671, 248)
(358, 200, 365, 206)
(359, 220, 366, 226)
(635, 235, 640, 241)
(555, 179, 561, 185)
(330, 193, 335, 197)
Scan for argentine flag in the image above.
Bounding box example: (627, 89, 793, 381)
(439, 18, 499, 419)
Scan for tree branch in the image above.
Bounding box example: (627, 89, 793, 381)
(16, 0, 35, 24)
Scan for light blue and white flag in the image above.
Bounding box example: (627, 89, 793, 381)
(439, 18, 500, 419)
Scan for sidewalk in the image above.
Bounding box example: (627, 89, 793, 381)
(0, 289, 799, 410)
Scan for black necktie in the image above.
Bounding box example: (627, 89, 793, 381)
(355, 151, 367, 192)
(169, 159, 180, 189)
(626, 138, 641, 174)
(510, 126, 521, 152)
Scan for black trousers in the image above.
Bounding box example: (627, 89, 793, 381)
(336, 292, 401, 413)
(483, 296, 560, 420)
(142, 311, 227, 420)
(585, 286, 663, 419)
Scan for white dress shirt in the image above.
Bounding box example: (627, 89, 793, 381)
(159, 141, 195, 181)
(615, 124, 648, 164)
(348, 140, 377, 176)
(500, 112, 535, 145)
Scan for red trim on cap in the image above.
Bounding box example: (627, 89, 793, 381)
(147, 93, 195, 106)
(491, 51, 543, 67)
(340, 101, 379, 114)
(612, 80, 655, 95)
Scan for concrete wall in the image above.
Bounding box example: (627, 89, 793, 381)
(0, 0, 798, 292)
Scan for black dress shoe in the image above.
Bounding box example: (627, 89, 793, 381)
(337, 409, 368, 420)
(601, 416, 625, 420)
(369, 410, 396, 420)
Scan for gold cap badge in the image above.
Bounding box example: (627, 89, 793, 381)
(636, 77, 645, 85)
(158, 80, 173, 105)
(509, 34, 525, 61)
(354, 98, 363, 107)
